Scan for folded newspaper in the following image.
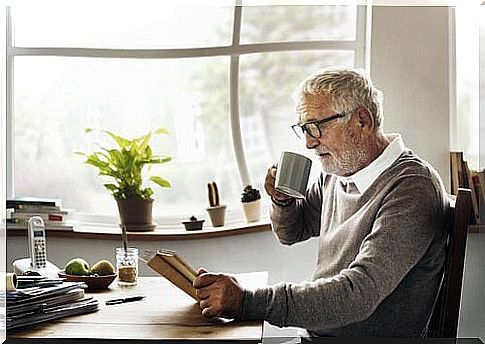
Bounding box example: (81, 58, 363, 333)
(6, 280, 99, 330)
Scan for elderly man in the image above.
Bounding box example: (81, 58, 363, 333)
(194, 67, 449, 337)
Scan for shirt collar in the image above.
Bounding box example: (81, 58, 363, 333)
(337, 133, 406, 194)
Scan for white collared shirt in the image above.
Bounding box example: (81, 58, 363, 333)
(337, 133, 406, 194)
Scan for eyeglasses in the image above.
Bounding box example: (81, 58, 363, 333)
(291, 112, 347, 139)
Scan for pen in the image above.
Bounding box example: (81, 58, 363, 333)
(105, 295, 146, 305)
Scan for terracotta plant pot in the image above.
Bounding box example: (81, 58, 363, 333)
(116, 198, 155, 232)
(242, 199, 261, 223)
(206, 205, 226, 227)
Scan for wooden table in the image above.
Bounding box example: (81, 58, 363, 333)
(8, 272, 268, 341)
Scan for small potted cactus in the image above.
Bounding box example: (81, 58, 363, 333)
(241, 185, 261, 223)
(206, 181, 226, 227)
(182, 215, 204, 231)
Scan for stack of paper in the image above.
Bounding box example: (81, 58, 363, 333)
(6, 278, 99, 330)
(6, 196, 74, 231)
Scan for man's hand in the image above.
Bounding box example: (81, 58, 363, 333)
(193, 268, 244, 319)
(264, 164, 293, 202)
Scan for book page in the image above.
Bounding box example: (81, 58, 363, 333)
(146, 254, 199, 301)
(158, 250, 197, 283)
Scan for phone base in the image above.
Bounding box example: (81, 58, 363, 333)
(13, 258, 60, 278)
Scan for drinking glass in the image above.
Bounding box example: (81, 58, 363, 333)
(116, 247, 138, 286)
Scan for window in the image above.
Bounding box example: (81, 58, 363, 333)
(453, 4, 480, 169)
(6, 4, 368, 224)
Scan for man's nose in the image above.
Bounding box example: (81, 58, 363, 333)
(305, 134, 320, 150)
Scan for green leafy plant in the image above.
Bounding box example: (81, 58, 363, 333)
(76, 128, 172, 200)
(241, 185, 261, 203)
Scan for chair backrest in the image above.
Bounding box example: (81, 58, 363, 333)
(426, 188, 472, 338)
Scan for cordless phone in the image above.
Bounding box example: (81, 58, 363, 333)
(28, 216, 47, 269)
(13, 216, 60, 277)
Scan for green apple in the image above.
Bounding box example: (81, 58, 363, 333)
(91, 259, 115, 276)
(65, 258, 90, 276)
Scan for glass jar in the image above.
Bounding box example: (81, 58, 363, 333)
(115, 247, 138, 286)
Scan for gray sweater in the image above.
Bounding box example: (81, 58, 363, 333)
(241, 150, 449, 337)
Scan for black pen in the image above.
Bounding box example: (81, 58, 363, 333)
(105, 295, 146, 305)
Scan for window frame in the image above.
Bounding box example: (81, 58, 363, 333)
(5, 5, 371, 224)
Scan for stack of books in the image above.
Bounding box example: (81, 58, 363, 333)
(450, 152, 485, 225)
(6, 276, 99, 330)
(6, 196, 74, 231)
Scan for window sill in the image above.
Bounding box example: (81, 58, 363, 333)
(8, 223, 483, 240)
(7, 220, 272, 240)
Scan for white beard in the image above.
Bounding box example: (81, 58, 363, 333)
(319, 128, 369, 176)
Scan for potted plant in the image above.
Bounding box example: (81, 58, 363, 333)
(181, 215, 205, 231)
(241, 185, 261, 223)
(206, 181, 226, 227)
(76, 128, 172, 231)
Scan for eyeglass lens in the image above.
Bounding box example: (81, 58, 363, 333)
(292, 111, 349, 140)
(292, 123, 320, 139)
(305, 123, 320, 138)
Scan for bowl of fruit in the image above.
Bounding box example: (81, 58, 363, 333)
(59, 258, 117, 290)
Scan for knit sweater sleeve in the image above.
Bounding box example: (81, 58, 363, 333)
(270, 173, 325, 245)
(242, 173, 446, 332)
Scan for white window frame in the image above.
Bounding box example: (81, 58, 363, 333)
(5, 5, 371, 222)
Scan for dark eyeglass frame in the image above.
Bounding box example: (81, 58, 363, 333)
(291, 112, 347, 139)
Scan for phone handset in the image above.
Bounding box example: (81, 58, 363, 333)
(28, 216, 47, 269)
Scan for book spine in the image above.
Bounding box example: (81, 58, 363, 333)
(450, 152, 461, 195)
(6, 222, 73, 231)
(478, 170, 485, 206)
(159, 253, 197, 283)
(7, 200, 58, 207)
(463, 162, 479, 224)
(11, 213, 65, 222)
(12, 205, 63, 213)
(147, 255, 199, 301)
(173, 253, 198, 280)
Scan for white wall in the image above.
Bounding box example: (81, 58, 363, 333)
(370, 6, 451, 190)
(480, 6, 485, 170)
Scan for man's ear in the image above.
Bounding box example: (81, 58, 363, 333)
(354, 107, 374, 134)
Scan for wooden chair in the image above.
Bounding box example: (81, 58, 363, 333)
(426, 188, 473, 338)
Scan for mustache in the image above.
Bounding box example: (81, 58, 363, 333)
(315, 148, 329, 155)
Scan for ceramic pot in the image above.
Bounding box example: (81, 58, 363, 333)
(206, 205, 226, 227)
(116, 198, 155, 231)
(242, 199, 261, 223)
(182, 219, 205, 231)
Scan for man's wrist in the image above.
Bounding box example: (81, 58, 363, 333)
(271, 196, 294, 207)
(236, 289, 246, 320)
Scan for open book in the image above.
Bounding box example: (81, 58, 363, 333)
(141, 249, 199, 301)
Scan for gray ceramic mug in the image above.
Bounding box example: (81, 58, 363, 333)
(275, 151, 312, 199)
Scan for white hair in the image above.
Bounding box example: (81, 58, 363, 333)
(297, 67, 384, 131)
